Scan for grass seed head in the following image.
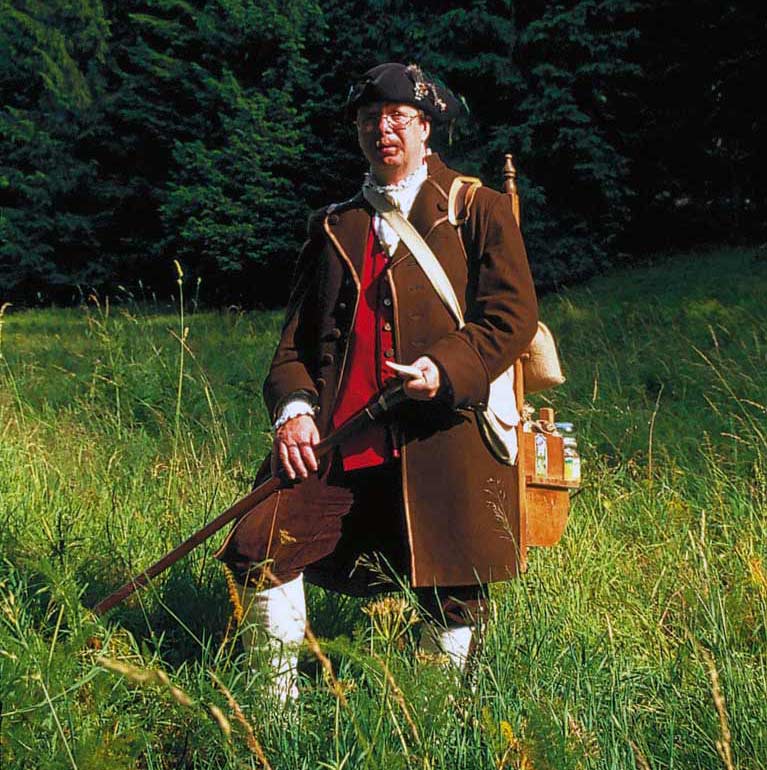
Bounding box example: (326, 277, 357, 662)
(98, 657, 194, 707)
(224, 565, 245, 625)
(363, 596, 419, 646)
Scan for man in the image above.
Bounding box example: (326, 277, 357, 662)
(216, 62, 538, 698)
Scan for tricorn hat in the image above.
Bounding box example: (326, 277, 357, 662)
(346, 62, 464, 123)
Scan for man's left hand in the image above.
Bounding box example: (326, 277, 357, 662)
(398, 356, 441, 400)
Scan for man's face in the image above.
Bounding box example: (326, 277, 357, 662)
(356, 101, 431, 183)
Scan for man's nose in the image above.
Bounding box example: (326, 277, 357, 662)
(375, 114, 395, 134)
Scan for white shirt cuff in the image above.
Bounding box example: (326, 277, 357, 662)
(273, 397, 316, 431)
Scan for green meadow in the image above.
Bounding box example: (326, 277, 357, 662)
(1, 245, 766, 769)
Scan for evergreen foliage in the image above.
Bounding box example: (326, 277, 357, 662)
(0, 0, 763, 303)
(491, 0, 640, 285)
(628, 0, 767, 251)
(0, 0, 113, 300)
(107, 0, 321, 302)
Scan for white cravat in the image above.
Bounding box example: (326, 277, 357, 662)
(362, 163, 428, 256)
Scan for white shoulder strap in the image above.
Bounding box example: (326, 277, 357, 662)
(363, 187, 465, 329)
(447, 176, 482, 226)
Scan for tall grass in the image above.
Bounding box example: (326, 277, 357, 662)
(1, 245, 766, 768)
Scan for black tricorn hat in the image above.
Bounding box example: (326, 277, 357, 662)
(346, 62, 464, 123)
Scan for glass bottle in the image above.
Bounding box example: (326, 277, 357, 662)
(534, 433, 548, 477)
(563, 437, 581, 483)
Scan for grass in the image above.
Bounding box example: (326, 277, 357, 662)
(1, 244, 766, 768)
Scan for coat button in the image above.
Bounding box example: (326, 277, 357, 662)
(384, 348, 395, 358)
(328, 214, 339, 225)
(383, 297, 392, 307)
(383, 322, 392, 332)
(330, 327, 342, 339)
(338, 301, 347, 311)
(321, 353, 334, 365)
(317, 377, 327, 390)
(437, 201, 448, 212)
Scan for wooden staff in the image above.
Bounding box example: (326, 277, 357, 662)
(92, 382, 409, 616)
(503, 153, 528, 570)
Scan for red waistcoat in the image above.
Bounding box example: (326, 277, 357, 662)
(331, 225, 397, 470)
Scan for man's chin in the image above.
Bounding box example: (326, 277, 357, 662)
(369, 159, 398, 178)
(377, 154, 401, 165)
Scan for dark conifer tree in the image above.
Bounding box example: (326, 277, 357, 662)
(105, 0, 321, 303)
(0, 0, 113, 302)
(628, 0, 767, 250)
(1, 0, 763, 303)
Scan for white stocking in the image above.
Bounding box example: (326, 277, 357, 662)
(420, 623, 474, 672)
(239, 574, 306, 702)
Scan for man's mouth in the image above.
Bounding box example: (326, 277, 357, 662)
(375, 142, 399, 156)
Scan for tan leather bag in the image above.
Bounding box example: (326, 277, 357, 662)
(523, 322, 565, 393)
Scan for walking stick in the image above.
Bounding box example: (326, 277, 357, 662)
(92, 382, 409, 616)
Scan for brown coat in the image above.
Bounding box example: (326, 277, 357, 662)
(261, 153, 537, 588)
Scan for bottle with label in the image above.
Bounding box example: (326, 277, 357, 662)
(563, 436, 581, 483)
(534, 433, 548, 477)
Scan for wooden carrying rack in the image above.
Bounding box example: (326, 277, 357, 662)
(504, 155, 579, 570)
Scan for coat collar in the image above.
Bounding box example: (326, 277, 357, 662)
(323, 191, 369, 282)
(325, 154, 452, 281)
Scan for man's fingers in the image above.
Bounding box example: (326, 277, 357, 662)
(278, 441, 295, 480)
(401, 356, 440, 400)
(273, 414, 320, 480)
(276, 441, 313, 480)
(403, 373, 438, 400)
(403, 379, 432, 400)
(303, 423, 320, 472)
(287, 444, 308, 479)
(300, 442, 318, 473)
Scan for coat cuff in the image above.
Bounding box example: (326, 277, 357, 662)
(425, 333, 490, 408)
(271, 389, 319, 425)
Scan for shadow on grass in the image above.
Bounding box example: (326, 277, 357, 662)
(78, 557, 232, 667)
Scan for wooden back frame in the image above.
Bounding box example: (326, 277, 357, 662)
(504, 153, 576, 566)
(504, 154, 529, 571)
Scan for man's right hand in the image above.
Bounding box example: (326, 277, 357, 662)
(271, 414, 320, 480)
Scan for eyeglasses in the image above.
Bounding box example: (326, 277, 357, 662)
(356, 110, 423, 132)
